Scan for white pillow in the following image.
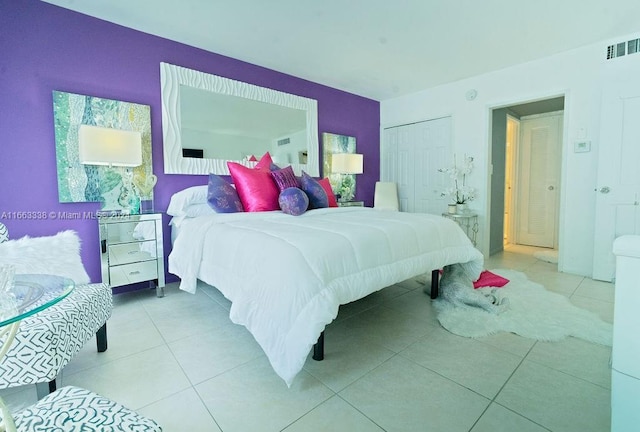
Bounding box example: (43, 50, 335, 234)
(0, 230, 90, 285)
(184, 203, 216, 218)
(166, 185, 208, 217)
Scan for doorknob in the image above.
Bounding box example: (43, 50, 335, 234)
(598, 186, 611, 194)
(548, 186, 555, 191)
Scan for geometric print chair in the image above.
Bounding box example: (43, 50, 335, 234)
(3, 385, 162, 431)
(0, 225, 113, 399)
(0, 282, 112, 398)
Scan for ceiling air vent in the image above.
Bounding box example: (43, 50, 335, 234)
(606, 38, 640, 60)
(277, 138, 290, 146)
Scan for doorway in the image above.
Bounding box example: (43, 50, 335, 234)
(489, 96, 565, 257)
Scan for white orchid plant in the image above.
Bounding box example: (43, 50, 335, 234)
(439, 154, 476, 204)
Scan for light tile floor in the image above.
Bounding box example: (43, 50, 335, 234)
(1, 244, 614, 432)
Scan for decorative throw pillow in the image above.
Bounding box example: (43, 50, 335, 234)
(0, 230, 90, 284)
(207, 173, 244, 213)
(166, 185, 208, 216)
(254, 152, 274, 170)
(300, 171, 329, 209)
(317, 178, 339, 208)
(271, 166, 300, 192)
(473, 270, 510, 289)
(227, 162, 280, 212)
(279, 187, 309, 216)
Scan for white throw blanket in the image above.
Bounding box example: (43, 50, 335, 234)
(169, 207, 483, 386)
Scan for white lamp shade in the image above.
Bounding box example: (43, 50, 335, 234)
(332, 153, 363, 174)
(78, 125, 142, 167)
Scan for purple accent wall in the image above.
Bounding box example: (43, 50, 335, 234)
(0, 1, 380, 285)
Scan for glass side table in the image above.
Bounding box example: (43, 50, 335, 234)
(0, 274, 74, 432)
(442, 212, 479, 246)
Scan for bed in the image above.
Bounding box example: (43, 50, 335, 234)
(168, 199, 483, 387)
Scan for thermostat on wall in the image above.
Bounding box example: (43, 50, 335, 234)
(574, 140, 591, 153)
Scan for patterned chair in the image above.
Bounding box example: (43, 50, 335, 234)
(0, 224, 113, 399)
(3, 385, 162, 431)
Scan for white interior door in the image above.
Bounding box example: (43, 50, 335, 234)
(516, 113, 562, 248)
(592, 81, 640, 281)
(504, 115, 519, 245)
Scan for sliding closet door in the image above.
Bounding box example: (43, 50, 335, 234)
(414, 118, 450, 214)
(382, 116, 452, 214)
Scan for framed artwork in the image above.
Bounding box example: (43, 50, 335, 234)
(53, 91, 153, 214)
(322, 132, 357, 201)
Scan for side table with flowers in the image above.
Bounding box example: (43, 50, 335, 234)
(439, 154, 475, 214)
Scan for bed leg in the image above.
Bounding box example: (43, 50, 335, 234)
(313, 331, 324, 361)
(430, 269, 440, 299)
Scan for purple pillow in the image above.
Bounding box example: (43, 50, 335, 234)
(278, 187, 309, 216)
(207, 173, 244, 213)
(300, 171, 329, 209)
(271, 165, 300, 191)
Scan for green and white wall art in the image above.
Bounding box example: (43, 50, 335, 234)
(53, 91, 153, 214)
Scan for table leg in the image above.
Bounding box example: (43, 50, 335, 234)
(0, 322, 20, 432)
(0, 396, 17, 432)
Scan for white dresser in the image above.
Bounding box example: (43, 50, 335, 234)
(611, 235, 640, 431)
(99, 213, 165, 297)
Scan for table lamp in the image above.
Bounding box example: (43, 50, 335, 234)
(331, 153, 363, 202)
(78, 125, 142, 213)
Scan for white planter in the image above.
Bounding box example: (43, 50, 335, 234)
(456, 203, 468, 213)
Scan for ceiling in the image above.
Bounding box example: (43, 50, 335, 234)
(42, 0, 640, 101)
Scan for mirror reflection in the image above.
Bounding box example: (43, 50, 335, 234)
(180, 85, 307, 165)
(160, 62, 319, 176)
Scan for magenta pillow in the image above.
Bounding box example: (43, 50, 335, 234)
(318, 178, 339, 208)
(207, 174, 244, 213)
(300, 171, 329, 209)
(279, 187, 309, 216)
(473, 270, 510, 289)
(227, 162, 279, 212)
(254, 152, 274, 170)
(271, 166, 300, 192)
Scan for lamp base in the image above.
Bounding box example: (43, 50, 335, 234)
(140, 198, 154, 214)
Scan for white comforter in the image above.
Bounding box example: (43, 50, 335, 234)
(169, 207, 483, 386)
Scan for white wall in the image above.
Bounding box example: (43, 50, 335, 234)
(381, 33, 640, 277)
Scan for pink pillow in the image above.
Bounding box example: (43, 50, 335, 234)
(473, 270, 510, 289)
(318, 178, 339, 208)
(227, 162, 279, 212)
(254, 152, 274, 170)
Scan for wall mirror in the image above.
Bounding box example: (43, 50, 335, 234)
(160, 62, 319, 176)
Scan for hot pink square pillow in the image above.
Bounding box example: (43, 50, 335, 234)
(254, 152, 274, 170)
(473, 270, 510, 289)
(227, 162, 279, 212)
(318, 178, 339, 208)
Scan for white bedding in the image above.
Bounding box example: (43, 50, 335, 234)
(168, 207, 483, 386)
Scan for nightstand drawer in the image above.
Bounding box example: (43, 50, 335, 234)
(109, 260, 158, 287)
(108, 240, 157, 266)
(105, 220, 156, 244)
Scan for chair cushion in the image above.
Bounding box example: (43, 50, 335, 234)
(13, 386, 162, 431)
(0, 283, 113, 388)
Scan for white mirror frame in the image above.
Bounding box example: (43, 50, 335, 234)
(160, 62, 319, 176)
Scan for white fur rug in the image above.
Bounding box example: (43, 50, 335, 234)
(433, 269, 613, 346)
